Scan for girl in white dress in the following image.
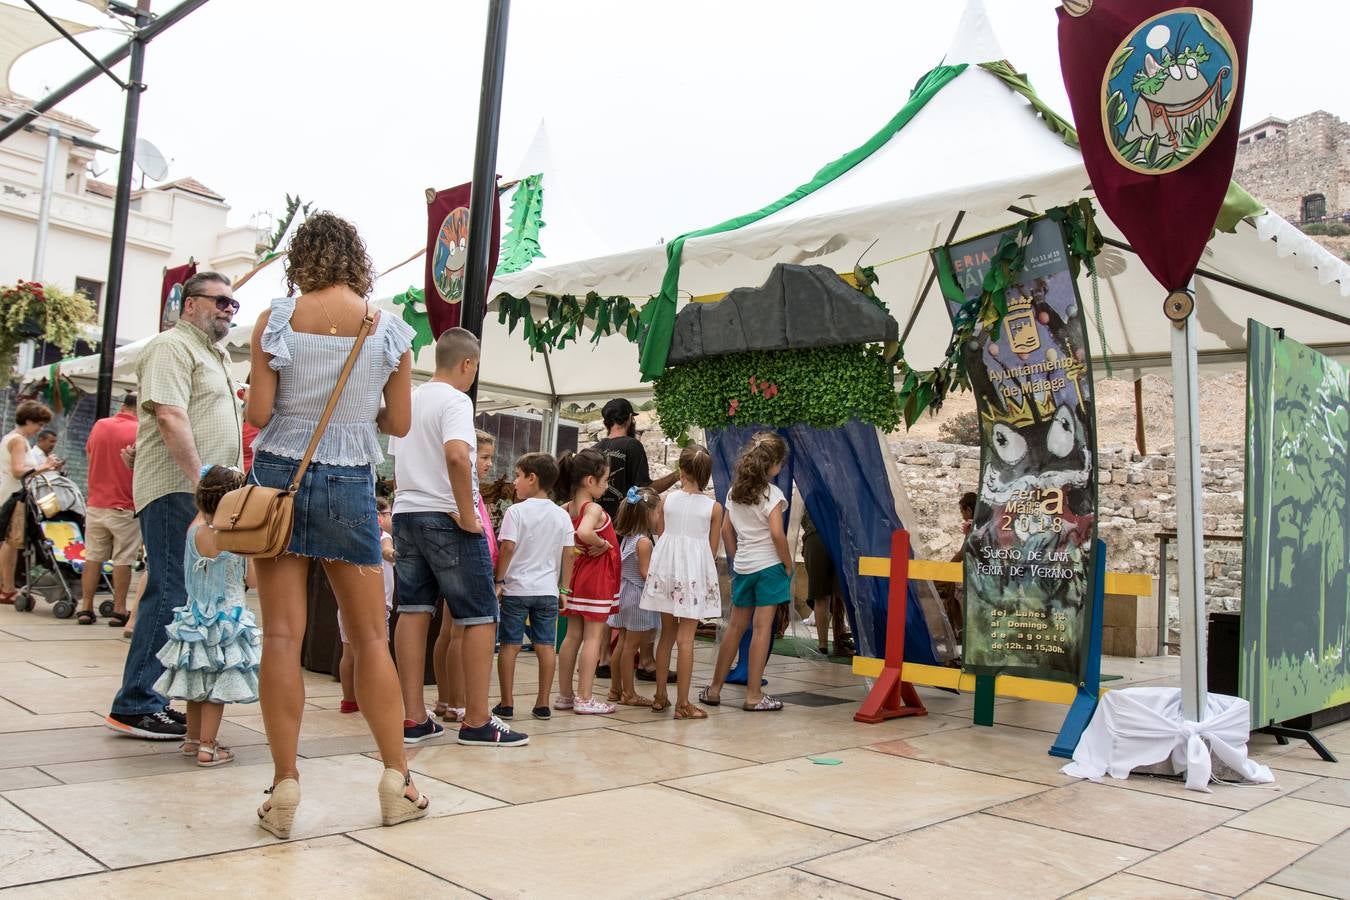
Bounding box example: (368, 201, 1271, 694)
(641, 445, 723, 719)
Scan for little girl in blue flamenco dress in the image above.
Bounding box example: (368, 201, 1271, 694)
(152, 465, 261, 767)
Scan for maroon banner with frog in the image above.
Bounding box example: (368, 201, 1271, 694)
(1058, 1, 1251, 296)
(425, 181, 500, 339)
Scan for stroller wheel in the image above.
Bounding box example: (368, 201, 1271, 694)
(52, 600, 75, 620)
(12, 592, 33, 613)
(98, 600, 115, 617)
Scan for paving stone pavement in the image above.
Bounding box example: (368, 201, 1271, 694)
(0, 602, 1343, 898)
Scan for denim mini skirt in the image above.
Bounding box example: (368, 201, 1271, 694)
(249, 449, 381, 566)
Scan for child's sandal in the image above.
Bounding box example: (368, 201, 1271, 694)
(197, 741, 234, 767)
(619, 692, 653, 707)
(674, 703, 708, 720)
(650, 697, 671, 713)
(178, 739, 200, 757)
(606, 687, 622, 703)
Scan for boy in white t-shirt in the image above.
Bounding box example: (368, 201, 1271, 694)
(493, 452, 575, 721)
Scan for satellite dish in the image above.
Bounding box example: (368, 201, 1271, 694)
(133, 138, 169, 183)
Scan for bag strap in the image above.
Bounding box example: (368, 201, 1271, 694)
(286, 311, 375, 492)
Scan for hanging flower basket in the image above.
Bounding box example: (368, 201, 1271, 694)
(0, 281, 98, 378)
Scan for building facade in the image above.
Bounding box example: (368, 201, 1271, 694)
(1234, 110, 1350, 228)
(0, 93, 261, 347)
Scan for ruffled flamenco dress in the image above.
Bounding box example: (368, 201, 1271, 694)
(153, 525, 261, 704)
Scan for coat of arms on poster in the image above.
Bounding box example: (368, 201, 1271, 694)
(1102, 8, 1239, 174)
(938, 217, 1099, 684)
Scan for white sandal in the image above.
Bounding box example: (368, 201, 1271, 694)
(179, 739, 200, 757)
(196, 741, 235, 767)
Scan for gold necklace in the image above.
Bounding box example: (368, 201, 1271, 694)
(315, 296, 343, 335)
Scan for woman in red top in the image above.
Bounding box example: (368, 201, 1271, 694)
(553, 448, 620, 715)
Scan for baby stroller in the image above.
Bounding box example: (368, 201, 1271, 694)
(9, 472, 90, 619)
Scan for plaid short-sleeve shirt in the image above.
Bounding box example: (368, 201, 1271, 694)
(132, 321, 243, 511)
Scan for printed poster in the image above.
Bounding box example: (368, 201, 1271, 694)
(939, 216, 1099, 682)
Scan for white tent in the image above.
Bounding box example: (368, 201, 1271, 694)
(483, 9, 1350, 403)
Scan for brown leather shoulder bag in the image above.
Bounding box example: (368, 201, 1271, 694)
(214, 313, 374, 557)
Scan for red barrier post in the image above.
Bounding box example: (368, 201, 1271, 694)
(854, 529, 927, 724)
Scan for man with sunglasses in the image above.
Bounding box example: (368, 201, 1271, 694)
(106, 271, 244, 740)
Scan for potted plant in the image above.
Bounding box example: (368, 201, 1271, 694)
(0, 281, 98, 378)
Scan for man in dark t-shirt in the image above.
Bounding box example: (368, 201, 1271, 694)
(594, 398, 678, 519)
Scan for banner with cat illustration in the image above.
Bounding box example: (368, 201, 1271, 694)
(939, 217, 1099, 683)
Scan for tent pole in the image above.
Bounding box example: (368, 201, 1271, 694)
(900, 211, 965, 346)
(543, 397, 561, 454)
(95, 0, 152, 422)
(1171, 284, 1207, 720)
(461, 0, 511, 407)
(1134, 378, 1147, 455)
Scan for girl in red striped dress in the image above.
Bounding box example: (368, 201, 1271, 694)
(554, 448, 621, 715)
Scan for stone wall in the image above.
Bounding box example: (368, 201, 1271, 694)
(888, 438, 1246, 642)
(1234, 110, 1350, 223)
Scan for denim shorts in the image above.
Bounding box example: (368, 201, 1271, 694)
(393, 512, 498, 626)
(731, 564, 792, 607)
(499, 595, 559, 646)
(250, 450, 380, 566)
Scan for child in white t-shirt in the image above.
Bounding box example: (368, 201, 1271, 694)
(702, 432, 792, 712)
(493, 453, 575, 721)
(339, 496, 396, 714)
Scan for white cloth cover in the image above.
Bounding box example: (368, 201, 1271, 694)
(1061, 687, 1274, 792)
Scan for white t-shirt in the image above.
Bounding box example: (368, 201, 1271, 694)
(380, 531, 395, 610)
(498, 497, 575, 597)
(393, 382, 477, 516)
(727, 483, 787, 575)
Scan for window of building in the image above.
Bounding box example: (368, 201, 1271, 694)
(1302, 194, 1327, 223)
(75, 277, 103, 315)
(1256, 131, 1266, 140)
(1239, 136, 1250, 145)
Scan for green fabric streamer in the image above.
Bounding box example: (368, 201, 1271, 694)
(44, 363, 77, 414)
(390, 287, 434, 355)
(498, 173, 546, 274)
(637, 62, 970, 381)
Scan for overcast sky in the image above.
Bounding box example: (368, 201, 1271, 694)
(9, 0, 1348, 271)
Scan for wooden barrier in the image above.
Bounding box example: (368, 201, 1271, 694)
(855, 534, 1129, 758)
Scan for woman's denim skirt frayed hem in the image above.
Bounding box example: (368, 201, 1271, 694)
(249, 450, 381, 566)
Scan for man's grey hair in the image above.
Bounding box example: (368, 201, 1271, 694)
(182, 271, 230, 299)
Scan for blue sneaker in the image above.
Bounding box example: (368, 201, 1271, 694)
(403, 714, 445, 745)
(458, 715, 529, 747)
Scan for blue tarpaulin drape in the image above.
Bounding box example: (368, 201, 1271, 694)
(705, 419, 939, 664)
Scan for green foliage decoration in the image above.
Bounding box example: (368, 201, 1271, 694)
(497, 174, 546, 274)
(495, 291, 644, 354)
(653, 343, 900, 437)
(390, 287, 434, 355)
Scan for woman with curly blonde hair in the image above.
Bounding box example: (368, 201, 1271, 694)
(246, 211, 428, 836)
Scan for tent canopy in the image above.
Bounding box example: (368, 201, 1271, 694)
(484, 7, 1350, 404)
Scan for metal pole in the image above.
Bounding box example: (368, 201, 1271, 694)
(461, 0, 510, 405)
(1170, 287, 1208, 720)
(95, 1, 151, 421)
(19, 125, 60, 376)
(0, 0, 210, 146)
(31, 126, 58, 280)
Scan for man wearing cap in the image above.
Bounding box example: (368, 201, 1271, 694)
(77, 393, 141, 628)
(594, 398, 678, 520)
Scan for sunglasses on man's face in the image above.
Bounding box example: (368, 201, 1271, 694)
(188, 293, 240, 315)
